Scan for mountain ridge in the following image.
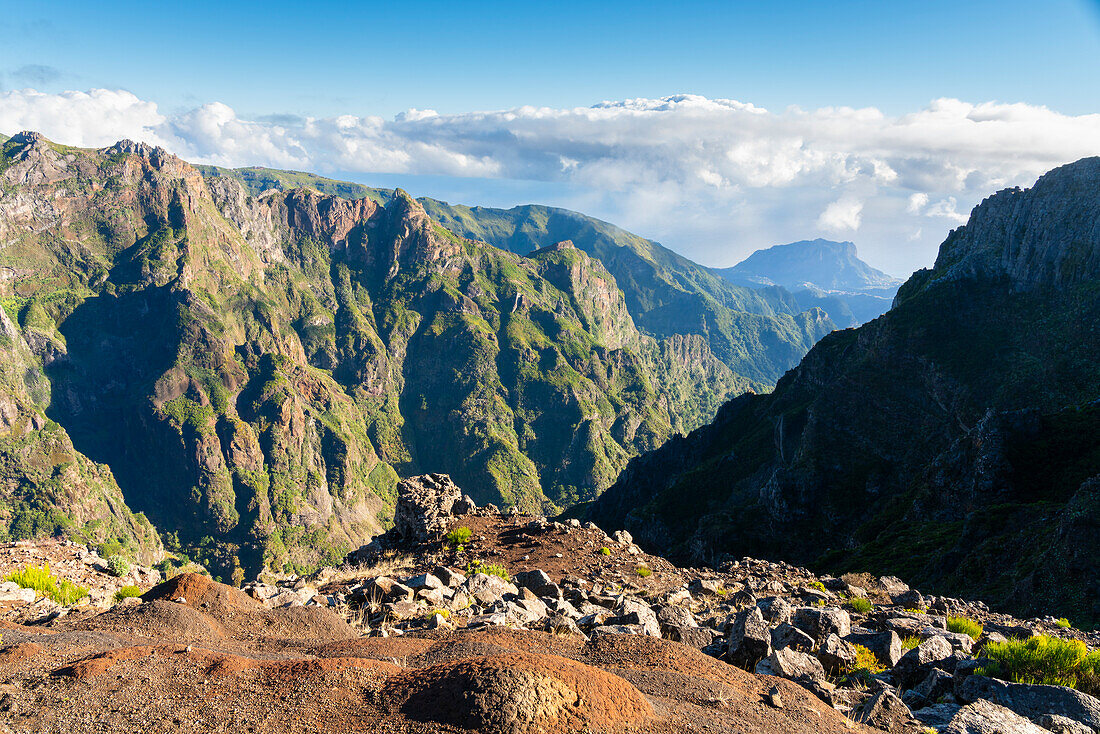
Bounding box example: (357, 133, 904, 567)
(590, 156, 1100, 625)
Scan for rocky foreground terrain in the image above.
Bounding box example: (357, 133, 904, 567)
(0, 474, 1097, 733)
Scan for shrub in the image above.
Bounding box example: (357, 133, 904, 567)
(5, 564, 89, 605)
(844, 644, 885, 686)
(847, 597, 873, 614)
(599, 547, 611, 556)
(466, 559, 509, 581)
(979, 635, 1100, 695)
(901, 635, 922, 651)
(445, 526, 472, 547)
(636, 566, 652, 578)
(808, 580, 826, 592)
(114, 585, 142, 603)
(106, 555, 130, 577)
(1055, 618, 1071, 629)
(946, 616, 983, 640)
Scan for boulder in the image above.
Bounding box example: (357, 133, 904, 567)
(1035, 714, 1094, 734)
(894, 635, 955, 686)
(791, 606, 850, 643)
(667, 626, 720, 650)
(771, 622, 815, 652)
(394, 473, 463, 543)
(654, 605, 697, 631)
(755, 647, 826, 686)
(902, 667, 955, 710)
(957, 676, 1100, 730)
(610, 599, 661, 637)
(852, 689, 916, 732)
(726, 606, 772, 667)
(817, 633, 858, 675)
(407, 573, 445, 591)
(846, 630, 903, 667)
(943, 699, 1048, 734)
(758, 596, 794, 626)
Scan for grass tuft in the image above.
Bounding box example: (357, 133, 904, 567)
(635, 566, 652, 578)
(946, 616, 983, 640)
(847, 597, 873, 614)
(901, 635, 922, 651)
(979, 635, 1100, 695)
(5, 564, 89, 605)
(1055, 618, 1071, 629)
(114, 585, 142, 603)
(844, 644, 885, 686)
(445, 526, 472, 547)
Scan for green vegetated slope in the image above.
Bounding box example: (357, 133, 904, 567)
(0, 132, 758, 579)
(201, 165, 835, 385)
(591, 157, 1100, 626)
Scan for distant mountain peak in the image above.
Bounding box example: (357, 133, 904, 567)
(718, 238, 901, 293)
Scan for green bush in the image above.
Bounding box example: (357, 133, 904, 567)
(599, 546, 611, 556)
(808, 580, 826, 592)
(844, 644, 885, 686)
(979, 635, 1100, 695)
(445, 526, 472, 547)
(636, 566, 652, 578)
(106, 555, 130, 577)
(1055, 618, 1071, 629)
(847, 597, 873, 614)
(114, 585, 142, 603)
(946, 616, 983, 640)
(5, 564, 89, 605)
(901, 635, 922, 651)
(466, 559, 509, 581)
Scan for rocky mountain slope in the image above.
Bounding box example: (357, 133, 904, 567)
(0, 131, 795, 579)
(201, 165, 836, 385)
(591, 157, 1100, 627)
(4, 476, 1099, 734)
(715, 239, 903, 326)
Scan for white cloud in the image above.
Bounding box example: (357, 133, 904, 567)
(817, 197, 864, 232)
(2, 89, 1099, 276)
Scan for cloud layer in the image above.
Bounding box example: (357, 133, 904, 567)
(2, 89, 1098, 275)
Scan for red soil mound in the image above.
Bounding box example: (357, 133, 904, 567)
(77, 599, 229, 641)
(142, 572, 256, 614)
(312, 635, 435, 662)
(381, 651, 653, 734)
(0, 641, 42, 664)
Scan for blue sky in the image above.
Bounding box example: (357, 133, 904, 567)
(2, 0, 1099, 276)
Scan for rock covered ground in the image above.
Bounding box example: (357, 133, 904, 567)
(0, 475, 1098, 733)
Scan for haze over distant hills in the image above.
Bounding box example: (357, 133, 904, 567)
(715, 239, 905, 327)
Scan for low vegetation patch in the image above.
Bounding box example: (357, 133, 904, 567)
(901, 635, 922, 651)
(808, 580, 826, 592)
(635, 566, 652, 578)
(946, 616, 983, 640)
(466, 559, 509, 581)
(445, 526, 472, 548)
(106, 555, 130, 577)
(979, 635, 1100, 695)
(1055, 617, 1071, 629)
(5, 564, 89, 605)
(599, 546, 611, 556)
(844, 644, 885, 686)
(113, 585, 142, 603)
(847, 597, 873, 614)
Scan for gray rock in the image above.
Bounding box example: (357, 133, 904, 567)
(393, 473, 463, 543)
(818, 633, 858, 674)
(771, 622, 815, 652)
(452, 494, 477, 515)
(433, 566, 466, 588)
(894, 635, 955, 686)
(727, 606, 772, 667)
(943, 699, 1048, 734)
(610, 599, 661, 637)
(846, 629, 903, 666)
(667, 626, 720, 649)
(792, 606, 851, 643)
(852, 689, 916, 732)
(655, 604, 698, 630)
(755, 647, 826, 685)
(902, 667, 955, 710)
(513, 569, 554, 594)
(913, 703, 962, 728)
(1035, 714, 1094, 734)
(406, 573, 444, 590)
(688, 578, 723, 596)
(957, 676, 1100, 730)
(758, 596, 794, 626)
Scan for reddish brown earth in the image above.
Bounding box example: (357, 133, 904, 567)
(0, 571, 878, 733)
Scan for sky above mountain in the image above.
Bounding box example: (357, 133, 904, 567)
(1, 0, 1098, 277)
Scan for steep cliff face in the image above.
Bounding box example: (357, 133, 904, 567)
(591, 157, 1100, 625)
(0, 131, 751, 578)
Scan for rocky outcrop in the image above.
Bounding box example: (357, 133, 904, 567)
(393, 474, 469, 543)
